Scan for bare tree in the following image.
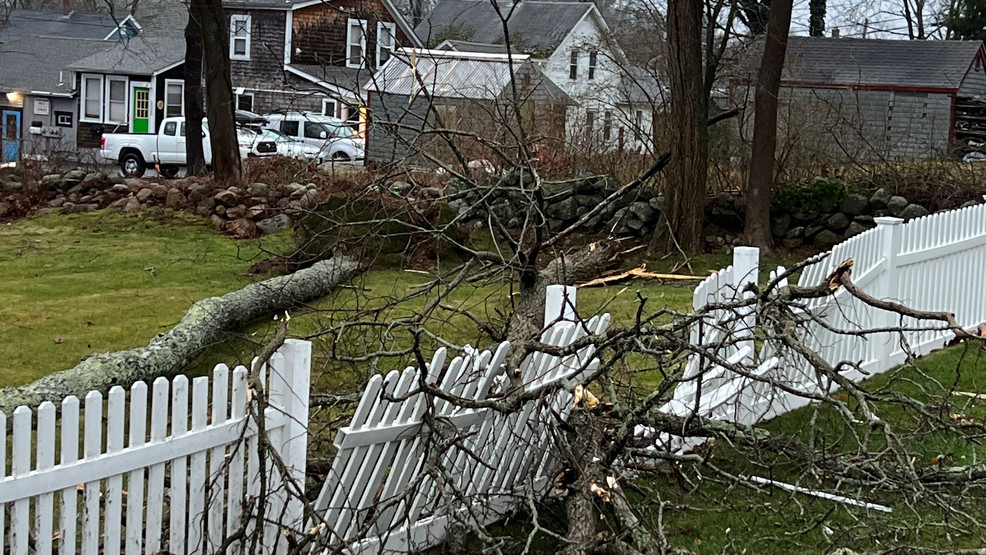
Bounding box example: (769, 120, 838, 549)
(184, 0, 206, 176)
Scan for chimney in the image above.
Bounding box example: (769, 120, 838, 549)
(831, 27, 840, 38)
(63, 0, 74, 16)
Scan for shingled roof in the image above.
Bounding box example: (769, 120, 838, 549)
(415, 0, 593, 54)
(0, 9, 126, 43)
(66, 36, 185, 75)
(0, 36, 112, 95)
(776, 37, 985, 90)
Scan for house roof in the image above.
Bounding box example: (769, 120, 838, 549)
(136, 0, 189, 39)
(286, 64, 372, 99)
(0, 36, 112, 95)
(436, 40, 510, 55)
(415, 1, 593, 55)
(66, 36, 185, 75)
(618, 67, 664, 106)
(367, 48, 572, 104)
(0, 9, 126, 43)
(769, 37, 985, 90)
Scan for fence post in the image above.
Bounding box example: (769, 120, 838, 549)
(732, 247, 759, 364)
(266, 339, 312, 544)
(544, 284, 577, 330)
(875, 217, 904, 360)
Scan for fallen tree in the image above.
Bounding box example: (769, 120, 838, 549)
(0, 256, 361, 417)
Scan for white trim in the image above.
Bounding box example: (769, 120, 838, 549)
(376, 21, 396, 68)
(80, 73, 103, 123)
(236, 91, 255, 112)
(28, 91, 74, 98)
(394, 48, 529, 62)
(128, 81, 153, 133)
(321, 98, 337, 117)
(102, 13, 143, 40)
(230, 14, 252, 61)
(346, 18, 368, 69)
(151, 59, 184, 77)
(284, 65, 361, 102)
(163, 79, 185, 118)
(104, 75, 129, 124)
(284, 10, 293, 65)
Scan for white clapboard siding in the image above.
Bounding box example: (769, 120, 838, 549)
(314, 285, 611, 555)
(0, 339, 312, 555)
(668, 204, 986, 429)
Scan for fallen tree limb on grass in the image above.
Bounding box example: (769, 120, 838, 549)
(0, 256, 362, 418)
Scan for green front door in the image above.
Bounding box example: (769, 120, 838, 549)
(132, 87, 150, 133)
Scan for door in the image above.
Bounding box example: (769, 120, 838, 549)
(131, 86, 150, 133)
(1, 110, 21, 163)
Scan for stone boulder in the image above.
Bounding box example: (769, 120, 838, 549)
(899, 204, 929, 220)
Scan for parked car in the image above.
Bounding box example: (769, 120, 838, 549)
(252, 129, 325, 164)
(100, 117, 275, 177)
(263, 112, 365, 161)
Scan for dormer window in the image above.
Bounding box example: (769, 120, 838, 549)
(104, 14, 142, 41)
(230, 14, 251, 61)
(377, 22, 396, 68)
(347, 19, 367, 68)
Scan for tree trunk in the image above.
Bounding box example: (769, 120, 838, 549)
(194, 0, 242, 185)
(0, 257, 361, 418)
(743, 0, 793, 252)
(662, 0, 708, 253)
(184, 1, 207, 176)
(560, 408, 606, 555)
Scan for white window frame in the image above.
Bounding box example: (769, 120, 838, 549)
(81, 73, 104, 123)
(376, 21, 396, 68)
(588, 51, 597, 80)
(105, 76, 128, 124)
(164, 79, 185, 118)
(230, 14, 251, 61)
(569, 50, 578, 80)
(236, 92, 254, 112)
(346, 19, 368, 69)
(322, 98, 337, 117)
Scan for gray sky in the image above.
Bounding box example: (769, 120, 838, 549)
(789, 0, 949, 39)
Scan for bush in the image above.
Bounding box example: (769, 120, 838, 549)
(770, 177, 848, 215)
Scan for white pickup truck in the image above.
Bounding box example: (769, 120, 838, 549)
(100, 117, 274, 177)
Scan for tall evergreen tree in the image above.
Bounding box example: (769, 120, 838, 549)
(809, 0, 825, 36)
(947, 0, 986, 41)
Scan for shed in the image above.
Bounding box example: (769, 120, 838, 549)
(365, 48, 572, 165)
(730, 37, 986, 163)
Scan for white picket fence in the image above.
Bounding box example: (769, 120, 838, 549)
(313, 285, 611, 554)
(0, 340, 311, 555)
(663, 202, 986, 427)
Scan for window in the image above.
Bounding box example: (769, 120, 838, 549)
(304, 122, 327, 139)
(588, 51, 597, 80)
(280, 120, 300, 136)
(106, 76, 127, 123)
(230, 14, 251, 61)
(180, 121, 186, 137)
(322, 98, 337, 117)
(377, 22, 396, 68)
(236, 92, 254, 112)
(586, 109, 595, 135)
(82, 74, 103, 121)
(163, 121, 177, 136)
(165, 80, 184, 118)
(603, 111, 612, 140)
(569, 50, 578, 80)
(347, 19, 367, 68)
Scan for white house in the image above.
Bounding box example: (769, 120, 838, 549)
(418, 0, 657, 152)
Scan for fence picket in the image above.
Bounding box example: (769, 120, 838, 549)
(226, 366, 248, 552)
(59, 396, 79, 555)
(145, 377, 169, 553)
(0, 412, 5, 555)
(82, 392, 102, 555)
(170, 376, 189, 554)
(104, 387, 125, 555)
(11, 406, 31, 555)
(36, 402, 56, 555)
(188, 377, 209, 554)
(126, 382, 148, 555)
(208, 365, 230, 554)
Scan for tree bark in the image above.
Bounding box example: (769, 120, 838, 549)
(184, 1, 207, 176)
(808, 0, 826, 36)
(662, 0, 708, 253)
(0, 257, 361, 418)
(743, 0, 793, 252)
(560, 408, 606, 555)
(194, 0, 242, 185)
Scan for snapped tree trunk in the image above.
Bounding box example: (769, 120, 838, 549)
(0, 257, 361, 418)
(662, 0, 708, 253)
(194, 0, 241, 185)
(184, 1, 206, 176)
(743, 0, 793, 252)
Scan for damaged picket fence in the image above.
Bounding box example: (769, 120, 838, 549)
(0, 285, 609, 555)
(663, 203, 986, 428)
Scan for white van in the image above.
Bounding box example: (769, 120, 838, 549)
(264, 112, 365, 161)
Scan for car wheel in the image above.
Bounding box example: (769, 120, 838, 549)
(158, 165, 179, 179)
(121, 152, 146, 178)
(331, 151, 351, 161)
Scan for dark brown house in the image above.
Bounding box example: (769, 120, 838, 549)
(223, 0, 422, 124)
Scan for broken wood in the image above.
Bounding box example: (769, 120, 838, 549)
(578, 267, 704, 288)
(0, 256, 362, 418)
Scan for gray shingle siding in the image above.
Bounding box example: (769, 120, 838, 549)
(959, 62, 986, 97)
(367, 91, 431, 163)
(228, 9, 287, 89)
